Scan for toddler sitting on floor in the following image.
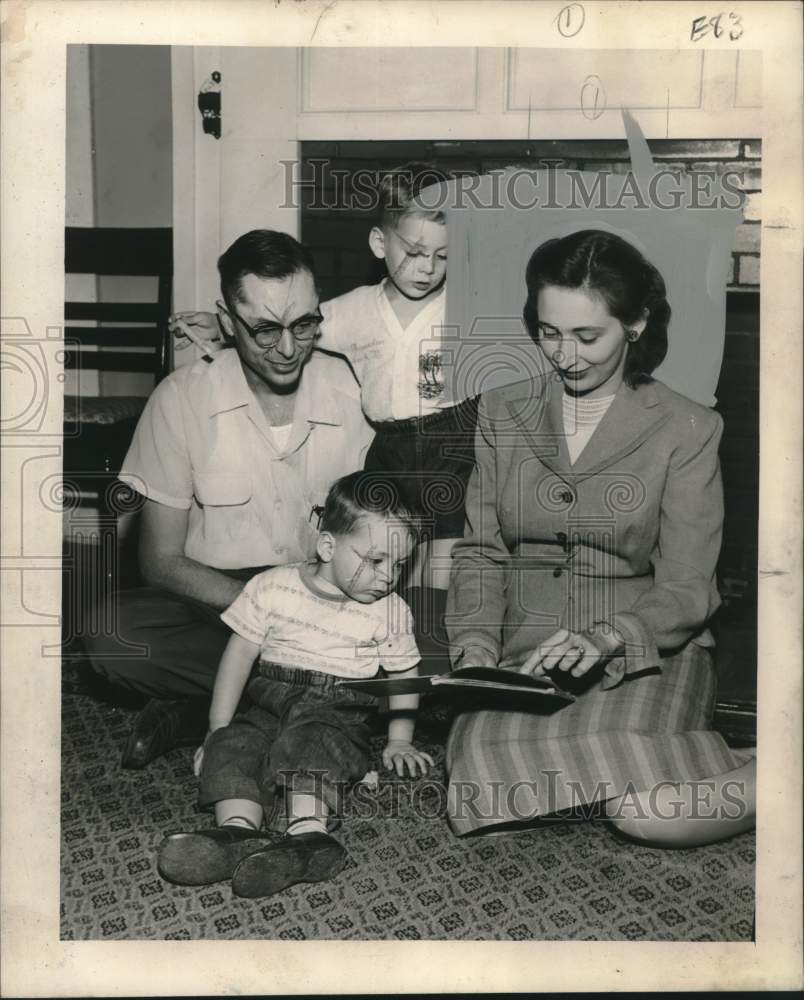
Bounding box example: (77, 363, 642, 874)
(158, 471, 432, 898)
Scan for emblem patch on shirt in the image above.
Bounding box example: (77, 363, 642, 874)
(418, 351, 444, 400)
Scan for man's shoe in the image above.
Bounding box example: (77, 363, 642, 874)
(121, 697, 208, 769)
(231, 832, 348, 898)
(158, 827, 276, 886)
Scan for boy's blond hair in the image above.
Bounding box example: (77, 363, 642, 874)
(377, 161, 451, 229)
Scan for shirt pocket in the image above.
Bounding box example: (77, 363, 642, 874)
(194, 472, 254, 541)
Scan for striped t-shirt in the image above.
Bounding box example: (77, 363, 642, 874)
(221, 563, 420, 679)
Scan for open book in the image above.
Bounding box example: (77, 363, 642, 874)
(338, 665, 575, 704)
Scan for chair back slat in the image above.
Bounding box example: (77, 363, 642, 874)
(65, 227, 173, 277)
(156, 271, 173, 378)
(63, 349, 161, 374)
(64, 327, 162, 347)
(65, 302, 163, 323)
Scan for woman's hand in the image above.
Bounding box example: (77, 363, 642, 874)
(169, 310, 222, 350)
(382, 740, 434, 778)
(511, 625, 624, 680)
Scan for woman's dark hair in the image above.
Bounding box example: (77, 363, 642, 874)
(218, 229, 316, 307)
(523, 229, 670, 387)
(320, 471, 418, 539)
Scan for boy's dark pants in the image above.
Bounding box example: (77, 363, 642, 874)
(364, 395, 478, 541)
(199, 663, 377, 821)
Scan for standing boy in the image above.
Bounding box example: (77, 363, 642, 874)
(317, 162, 478, 596)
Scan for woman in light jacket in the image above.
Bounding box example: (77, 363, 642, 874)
(446, 230, 756, 846)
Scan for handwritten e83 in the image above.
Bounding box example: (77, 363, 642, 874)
(691, 12, 744, 42)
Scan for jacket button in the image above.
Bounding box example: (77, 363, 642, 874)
(557, 531, 567, 547)
(552, 567, 563, 578)
(560, 490, 574, 504)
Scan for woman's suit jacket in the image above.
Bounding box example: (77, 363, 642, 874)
(446, 372, 724, 690)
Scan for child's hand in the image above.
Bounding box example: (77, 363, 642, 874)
(382, 740, 434, 778)
(169, 311, 221, 349)
(193, 729, 214, 778)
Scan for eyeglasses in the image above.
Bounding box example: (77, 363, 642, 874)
(225, 306, 324, 349)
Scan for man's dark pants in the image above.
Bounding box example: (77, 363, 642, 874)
(81, 567, 266, 698)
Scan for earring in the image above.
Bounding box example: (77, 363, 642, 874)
(625, 329, 640, 343)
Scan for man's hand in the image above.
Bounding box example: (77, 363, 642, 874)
(139, 499, 245, 611)
(193, 740, 207, 778)
(169, 311, 222, 350)
(510, 625, 623, 680)
(382, 740, 434, 778)
(193, 727, 219, 778)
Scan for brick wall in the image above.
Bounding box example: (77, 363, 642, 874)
(300, 140, 760, 701)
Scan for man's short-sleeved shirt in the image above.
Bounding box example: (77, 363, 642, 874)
(221, 563, 420, 679)
(119, 349, 374, 569)
(321, 280, 466, 422)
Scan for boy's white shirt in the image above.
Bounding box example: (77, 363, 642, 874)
(320, 280, 464, 421)
(220, 563, 420, 679)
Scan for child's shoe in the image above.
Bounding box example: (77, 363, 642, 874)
(231, 832, 348, 898)
(158, 826, 276, 886)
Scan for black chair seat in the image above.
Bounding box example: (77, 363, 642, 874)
(63, 415, 142, 478)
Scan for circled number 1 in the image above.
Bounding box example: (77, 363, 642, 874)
(557, 3, 585, 37)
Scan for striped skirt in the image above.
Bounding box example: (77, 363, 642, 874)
(445, 642, 743, 835)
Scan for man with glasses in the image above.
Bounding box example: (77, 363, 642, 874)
(82, 230, 373, 768)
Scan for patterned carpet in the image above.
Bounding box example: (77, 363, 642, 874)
(61, 677, 755, 941)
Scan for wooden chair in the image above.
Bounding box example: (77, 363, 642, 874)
(61, 227, 173, 656)
(63, 226, 173, 515)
